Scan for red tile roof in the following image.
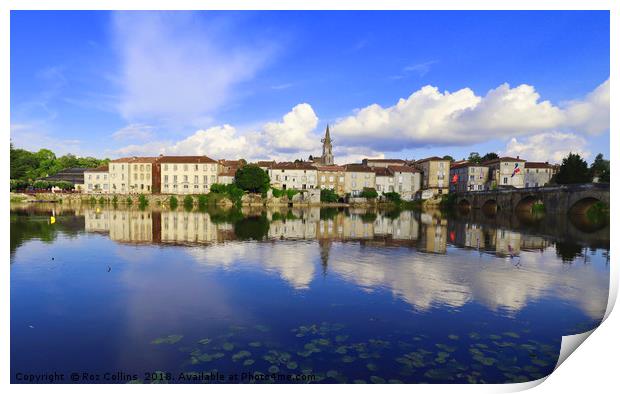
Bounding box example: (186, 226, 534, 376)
(345, 164, 374, 173)
(388, 165, 419, 173)
(158, 155, 217, 163)
(415, 156, 449, 164)
(271, 162, 317, 170)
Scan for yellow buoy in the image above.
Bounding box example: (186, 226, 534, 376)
(50, 216, 56, 224)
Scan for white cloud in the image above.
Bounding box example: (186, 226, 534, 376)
(502, 131, 591, 163)
(112, 124, 154, 141)
(333, 79, 609, 151)
(112, 12, 273, 125)
(262, 103, 320, 152)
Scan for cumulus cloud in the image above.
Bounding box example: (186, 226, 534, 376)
(502, 131, 591, 163)
(333, 79, 609, 151)
(112, 12, 273, 125)
(263, 103, 320, 152)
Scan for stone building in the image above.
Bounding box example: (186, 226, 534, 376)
(344, 164, 376, 196)
(268, 162, 318, 190)
(159, 156, 220, 194)
(315, 165, 346, 195)
(449, 162, 489, 192)
(524, 162, 557, 188)
(309, 125, 334, 166)
(83, 166, 110, 193)
(108, 157, 159, 194)
(483, 156, 526, 189)
(388, 165, 421, 200)
(414, 157, 451, 196)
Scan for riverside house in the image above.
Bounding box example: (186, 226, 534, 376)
(109, 157, 159, 194)
(316, 165, 346, 195)
(160, 156, 220, 194)
(483, 156, 526, 189)
(524, 162, 557, 188)
(84, 166, 110, 194)
(449, 162, 489, 192)
(344, 164, 376, 196)
(414, 157, 451, 196)
(388, 165, 421, 200)
(268, 162, 318, 190)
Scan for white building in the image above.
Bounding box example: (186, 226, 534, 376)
(268, 162, 318, 190)
(159, 156, 220, 194)
(84, 166, 110, 193)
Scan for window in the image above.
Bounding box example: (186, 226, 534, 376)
(164, 164, 168, 171)
(329, 176, 333, 182)
(146, 164, 150, 172)
(203, 175, 208, 183)
(184, 164, 188, 171)
(184, 185, 189, 189)
(211, 175, 215, 183)
(173, 164, 177, 171)
(203, 164, 207, 171)
(195, 164, 199, 171)
(321, 175, 326, 182)
(164, 175, 168, 182)
(184, 175, 188, 182)
(194, 175, 199, 183)
(503, 177, 508, 184)
(173, 175, 178, 183)
(140, 165, 144, 171)
(140, 173, 144, 180)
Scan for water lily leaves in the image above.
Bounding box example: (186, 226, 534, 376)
(286, 361, 298, 369)
(335, 335, 349, 343)
(370, 376, 386, 384)
(243, 359, 255, 366)
(448, 334, 459, 340)
(268, 365, 280, 374)
(472, 354, 496, 366)
(388, 379, 403, 384)
(222, 342, 235, 351)
(335, 346, 348, 354)
(436, 343, 457, 353)
(232, 350, 252, 362)
(353, 379, 366, 384)
(435, 352, 450, 363)
(366, 363, 378, 371)
(198, 338, 211, 345)
(368, 339, 390, 348)
(341, 355, 355, 363)
(315, 338, 330, 346)
(255, 324, 271, 333)
(326, 370, 338, 378)
(358, 353, 370, 359)
(489, 334, 502, 340)
(531, 359, 550, 367)
(249, 341, 262, 348)
(468, 332, 481, 340)
(151, 335, 183, 345)
(503, 332, 520, 339)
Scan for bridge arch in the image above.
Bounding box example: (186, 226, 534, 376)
(515, 195, 543, 213)
(569, 196, 602, 215)
(481, 199, 498, 216)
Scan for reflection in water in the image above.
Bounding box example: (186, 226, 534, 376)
(10, 203, 610, 384)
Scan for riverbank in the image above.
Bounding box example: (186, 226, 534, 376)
(9, 192, 393, 209)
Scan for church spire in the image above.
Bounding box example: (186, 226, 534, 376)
(321, 124, 334, 165)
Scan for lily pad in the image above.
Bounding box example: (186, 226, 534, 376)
(249, 341, 262, 347)
(232, 350, 252, 362)
(335, 346, 348, 354)
(286, 361, 298, 369)
(326, 370, 338, 378)
(370, 376, 386, 384)
(341, 355, 355, 363)
(366, 363, 378, 371)
(503, 332, 520, 339)
(222, 342, 235, 351)
(268, 365, 280, 374)
(335, 335, 349, 342)
(243, 359, 255, 366)
(198, 338, 212, 345)
(448, 334, 459, 340)
(151, 335, 183, 345)
(255, 325, 271, 333)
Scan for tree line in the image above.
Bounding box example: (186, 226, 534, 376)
(10, 144, 109, 182)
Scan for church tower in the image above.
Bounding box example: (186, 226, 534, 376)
(320, 125, 334, 165)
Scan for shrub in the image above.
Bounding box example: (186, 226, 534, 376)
(138, 194, 149, 207)
(383, 191, 401, 203)
(33, 180, 51, 189)
(320, 188, 339, 203)
(10, 179, 30, 191)
(234, 165, 270, 194)
(360, 187, 378, 199)
(183, 195, 194, 209)
(54, 181, 74, 190)
(169, 195, 178, 209)
(98, 196, 105, 205)
(210, 183, 244, 206)
(198, 194, 209, 208)
(112, 195, 118, 205)
(126, 197, 133, 206)
(89, 196, 97, 204)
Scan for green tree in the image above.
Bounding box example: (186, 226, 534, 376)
(442, 155, 455, 162)
(360, 187, 378, 199)
(481, 152, 499, 162)
(589, 153, 610, 183)
(320, 188, 339, 203)
(234, 164, 270, 194)
(467, 152, 482, 164)
(554, 153, 591, 184)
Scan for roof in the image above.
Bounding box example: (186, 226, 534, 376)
(158, 155, 217, 163)
(525, 161, 554, 169)
(109, 156, 158, 163)
(415, 156, 449, 164)
(388, 165, 419, 173)
(315, 165, 345, 172)
(271, 162, 317, 170)
(364, 158, 406, 164)
(40, 167, 90, 183)
(450, 161, 488, 170)
(344, 164, 374, 173)
(84, 165, 109, 173)
(481, 156, 526, 165)
(256, 160, 276, 167)
(219, 169, 237, 177)
(373, 167, 392, 177)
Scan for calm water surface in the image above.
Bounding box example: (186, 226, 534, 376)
(10, 203, 610, 384)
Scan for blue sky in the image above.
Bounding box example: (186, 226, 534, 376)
(11, 11, 610, 164)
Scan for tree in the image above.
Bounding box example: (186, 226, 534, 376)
(590, 153, 610, 183)
(360, 187, 378, 199)
(467, 152, 482, 164)
(481, 152, 499, 162)
(554, 153, 591, 184)
(320, 188, 339, 203)
(234, 164, 270, 194)
(442, 155, 455, 162)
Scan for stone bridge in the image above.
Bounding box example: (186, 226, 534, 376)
(455, 183, 610, 215)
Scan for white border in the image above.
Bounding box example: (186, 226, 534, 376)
(2, 1, 615, 393)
